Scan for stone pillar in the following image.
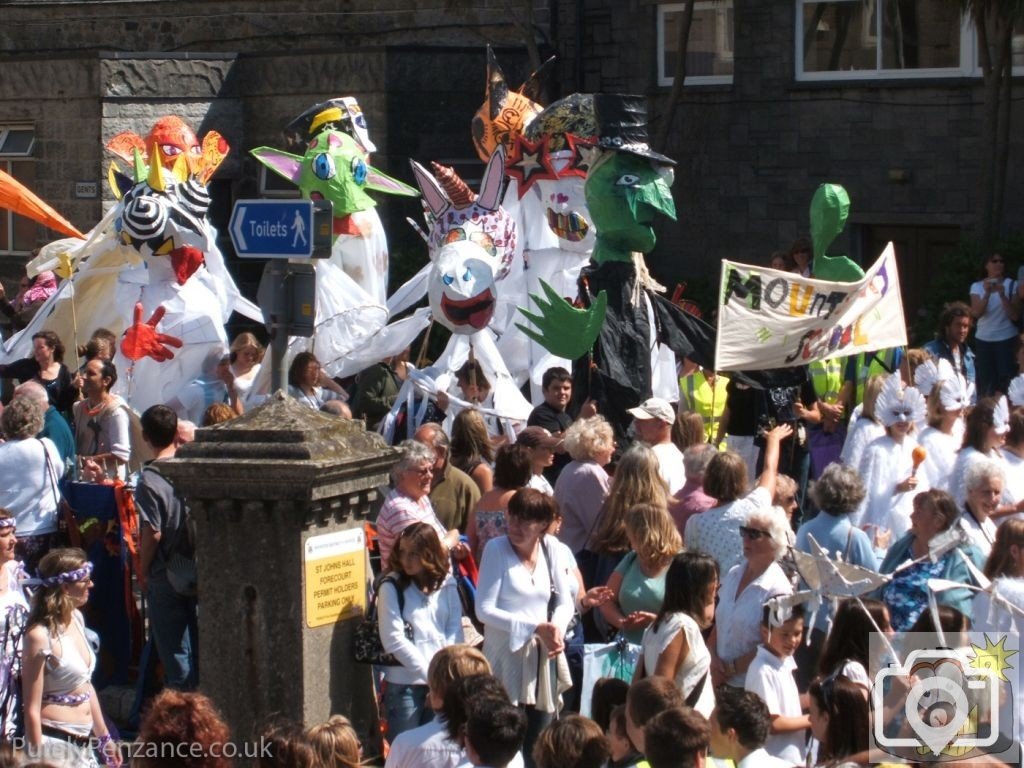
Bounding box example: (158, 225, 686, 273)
(157, 393, 400, 747)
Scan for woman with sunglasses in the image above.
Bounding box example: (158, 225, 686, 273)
(711, 506, 792, 688)
(878, 489, 985, 631)
(22, 548, 120, 767)
(969, 252, 1021, 398)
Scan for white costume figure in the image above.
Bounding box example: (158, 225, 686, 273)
(914, 358, 968, 491)
(1, 141, 262, 413)
(853, 374, 928, 540)
(840, 405, 885, 470)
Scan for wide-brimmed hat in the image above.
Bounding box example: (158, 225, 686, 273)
(592, 94, 675, 166)
(627, 397, 675, 424)
(517, 426, 561, 450)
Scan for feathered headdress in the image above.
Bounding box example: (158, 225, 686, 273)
(993, 395, 1010, 435)
(914, 358, 968, 412)
(1009, 374, 1024, 409)
(875, 373, 926, 428)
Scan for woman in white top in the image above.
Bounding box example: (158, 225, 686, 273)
(229, 332, 264, 407)
(855, 374, 928, 543)
(711, 506, 793, 688)
(637, 551, 718, 717)
(0, 397, 62, 576)
(949, 396, 1011, 508)
(1003, 400, 1024, 506)
(914, 358, 968, 492)
(22, 548, 119, 767)
(377, 522, 463, 739)
(969, 253, 1021, 397)
(477, 488, 575, 768)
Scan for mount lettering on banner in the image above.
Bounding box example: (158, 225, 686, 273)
(715, 243, 907, 371)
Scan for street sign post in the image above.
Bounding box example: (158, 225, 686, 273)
(230, 199, 316, 259)
(229, 198, 332, 392)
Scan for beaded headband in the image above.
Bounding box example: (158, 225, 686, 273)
(40, 562, 93, 588)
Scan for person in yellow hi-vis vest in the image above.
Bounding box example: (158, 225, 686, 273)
(678, 359, 729, 447)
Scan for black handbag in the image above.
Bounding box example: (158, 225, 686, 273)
(352, 573, 413, 666)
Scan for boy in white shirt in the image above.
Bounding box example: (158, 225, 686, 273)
(386, 645, 491, 768)
(744, 602, 810, 765)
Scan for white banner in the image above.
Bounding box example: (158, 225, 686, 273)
(714, 244, 907, 371)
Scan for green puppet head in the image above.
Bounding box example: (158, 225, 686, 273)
(584, 151, 676, 261)
(252, 130, 417, 232)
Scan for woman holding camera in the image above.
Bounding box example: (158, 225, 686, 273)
(970, 253, 1021, 397)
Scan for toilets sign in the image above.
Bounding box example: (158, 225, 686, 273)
(230, 199, 315, 258)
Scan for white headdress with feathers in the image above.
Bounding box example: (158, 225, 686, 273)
(1009, 374, 1024, 409)
(914, 357, 967, 412)
(875, 372, 926, 428)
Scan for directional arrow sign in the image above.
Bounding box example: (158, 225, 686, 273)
(230, 199, 315, 259)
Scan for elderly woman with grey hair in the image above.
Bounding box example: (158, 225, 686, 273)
(0, 396, 62, 574)
(793, 463, 880, 686)
(375, 440, 466, 568)
(711, 505, 793, 688)
(959, 458, 1010, 557)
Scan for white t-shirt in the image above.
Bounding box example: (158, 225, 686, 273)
(0, 437, 62, 535)
(641, 611, 714, 717)
(1001, 449, 1024, 506)
(651, 441, 686, 495)
(970, 278, 1020, 341)
(745, 645, 806, 766)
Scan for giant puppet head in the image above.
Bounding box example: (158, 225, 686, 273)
(411, 146, 517, 334)
(583, 94, 676, 263)
(810, 183, 865, 283)
(252, 129, 417, 237)
(471, 47, 544, 164)
(285, 96, 377, 154)
(109, 139, 227, 286)
(511, 92, 599, 253)
(107, 116, 228, 184)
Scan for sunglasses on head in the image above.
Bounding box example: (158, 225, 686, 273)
(739, 526, 772, 541)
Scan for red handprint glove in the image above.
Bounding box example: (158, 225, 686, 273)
(120, 302, 184, 362)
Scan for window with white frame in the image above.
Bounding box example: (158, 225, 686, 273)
(796, 0, 970, 79)
(0, 126, 38, 256)
(658, 1, 735, 86)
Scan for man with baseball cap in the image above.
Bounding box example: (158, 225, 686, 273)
(628, 397, 685, 494)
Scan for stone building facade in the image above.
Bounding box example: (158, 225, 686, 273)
(1, 0, 1021, 331)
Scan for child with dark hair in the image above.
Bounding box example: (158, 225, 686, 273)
(817, 597, 891, 689)
(709, 686, 790, 767)
(743, 600, 809, 764)
(256, 716, 316, 768)
(808, 674, 870, 766)
(607, 705, 643, 768)
(642, 707, 710, 768)
(442, 673, 525, 766)
(624, 677, 683, 756)
(589, 677, 629, 732)
(465, 697, 526, 768)
(531, 715, 609, 768)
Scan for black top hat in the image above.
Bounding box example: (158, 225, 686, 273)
(592, 94, 675, 166)
(284, 98, 377, 153)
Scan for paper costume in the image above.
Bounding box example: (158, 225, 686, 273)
(810, 183, 864, 282)
(249, 99, 422, 380)
(0, 117, 261, 413)
(516, 94, 715, 440)
(497, 93, 601, 400)
(408, 146, 531, 426)
(470, 46, 543, 164)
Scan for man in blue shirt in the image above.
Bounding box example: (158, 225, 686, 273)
(923, 301, 976, 405)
